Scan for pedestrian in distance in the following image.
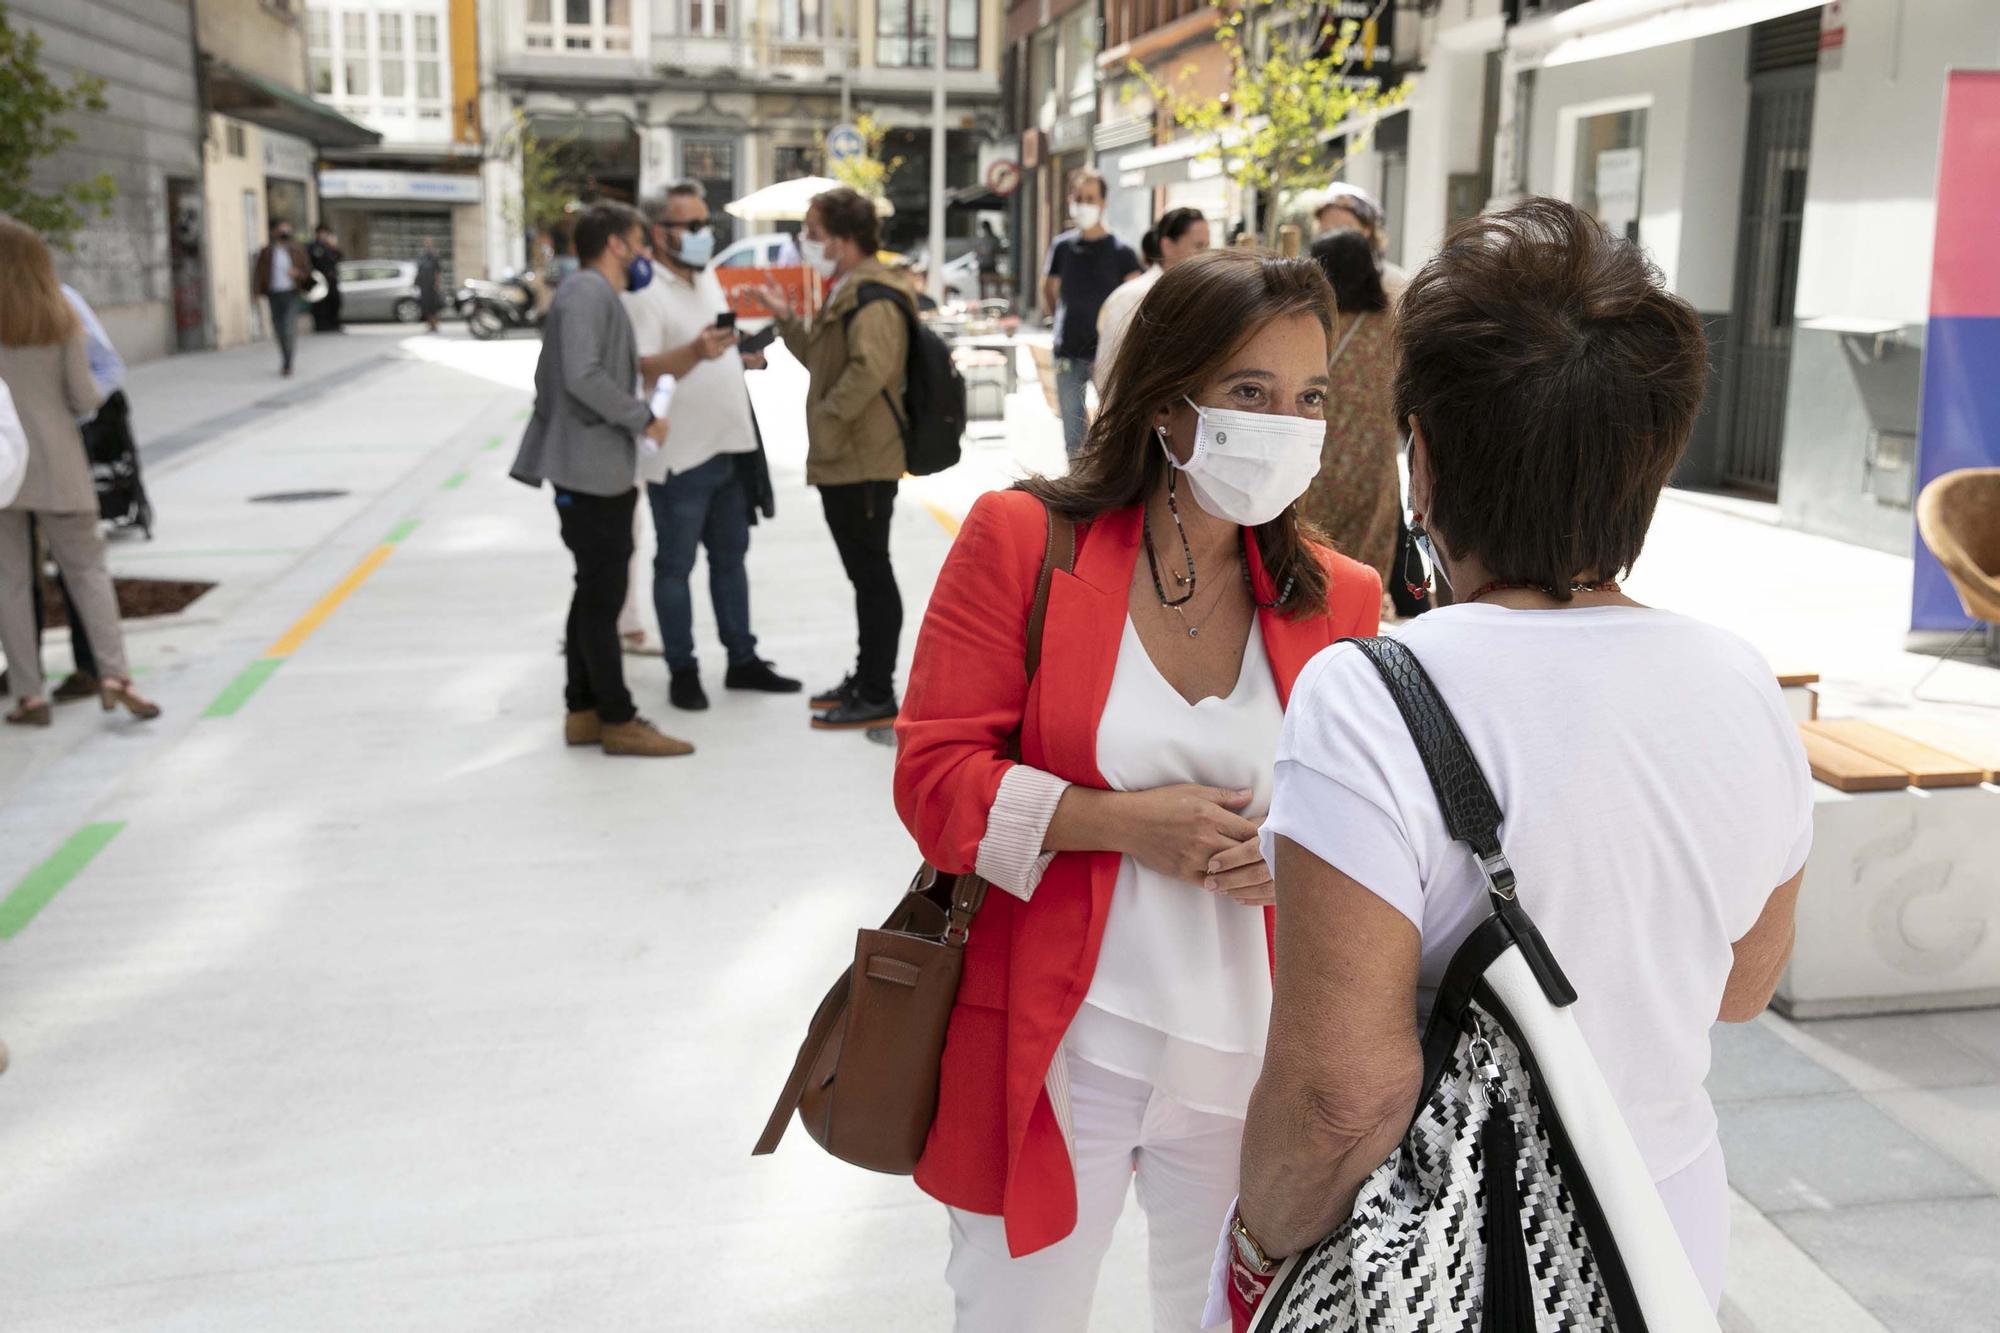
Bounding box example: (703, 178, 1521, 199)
(1093, 205, 1211, 395)
(975, 219, 1004, 301)
(622, 182, 799, 712)
(416, 238, 445, 333)
(1299, 227, 1403, 588)
(748, 186, 912, 732)
(308, 224, 344, 332)
(508, 201, 691, 759)
(1041, 168, 1143, 457)
(252, 219, 312, 377)
(1224, 198, 1810, 1323)
(1312, 182, 1408, 302)
(891, 249, 1383, 1330)
(0, 215, 161, 727)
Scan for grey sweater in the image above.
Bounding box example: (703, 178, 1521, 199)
(510, 268, 652, 496)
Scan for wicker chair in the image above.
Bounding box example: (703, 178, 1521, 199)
(1914, 467, 2000, 697)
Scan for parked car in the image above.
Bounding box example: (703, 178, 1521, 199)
(337, 260, 423, 323)
(903, 247, 983, 302)
(713, 232, 800, 274)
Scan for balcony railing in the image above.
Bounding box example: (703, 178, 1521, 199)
(652, 31, 855, 74)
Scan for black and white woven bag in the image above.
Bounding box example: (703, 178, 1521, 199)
(1250, 638, 1721, 1333)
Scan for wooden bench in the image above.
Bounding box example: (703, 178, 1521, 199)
(1776, 716, 2000, 1019)
(1775, 669, 1820, 722)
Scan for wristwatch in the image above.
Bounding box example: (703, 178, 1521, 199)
(1229, 1206, 1278, 1276)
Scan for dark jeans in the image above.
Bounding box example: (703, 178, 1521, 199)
(818, 480, 902, 703)
(555, 485, 639, 725)
(647, 453, 756, 674)
(311, 286, 342, 332)
(268, 291, 300, 370)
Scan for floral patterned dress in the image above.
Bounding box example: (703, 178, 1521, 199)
(1299, 309, 1401, 585)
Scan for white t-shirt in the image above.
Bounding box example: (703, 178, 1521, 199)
(1265, 603, 1813, 1183)
(1092, 265, 1161, 393)
(621, 265, 757, 483)
(1069, 617, 1283, 1118)
(269, 244, 296, 293)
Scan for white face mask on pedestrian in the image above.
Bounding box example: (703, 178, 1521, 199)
(800, 236, 839, 278)
(1160, 395, 1324, 527)
(1071, 202, 1103, 230)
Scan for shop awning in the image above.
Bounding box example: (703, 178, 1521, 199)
(202, 57, 380, 149)
(1514, 0, 1826, 70)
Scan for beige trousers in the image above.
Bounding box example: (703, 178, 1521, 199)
(0, 509, 129, 702)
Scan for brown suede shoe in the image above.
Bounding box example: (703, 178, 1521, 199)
(52, 672, 100, 703)
(564, 710, 602, 746)
(5, 701, 51, 728)
(600, 716, 694, 757)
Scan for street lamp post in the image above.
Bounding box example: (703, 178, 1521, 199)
(928, 0, 947, 304)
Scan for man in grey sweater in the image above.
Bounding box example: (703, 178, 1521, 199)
(511, 202, 689, 758)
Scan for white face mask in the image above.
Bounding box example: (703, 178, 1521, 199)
(800, 235, 838, 278)
(1163, 395, 1325, 527)
(1071, 202, 1103, 230)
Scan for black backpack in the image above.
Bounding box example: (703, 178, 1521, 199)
(842, 281, 964, 477)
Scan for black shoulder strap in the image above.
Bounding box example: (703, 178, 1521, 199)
(1339, 635, 1577, 1006)
(840, 281, 912, 328)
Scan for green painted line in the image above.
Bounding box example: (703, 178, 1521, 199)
(0, 822, 126, 939)
(483, 434, 503, 451)
(384, 518, 421, 545)
(442, 471, 468, 490)
(202, 657, 283, 718)
(515, 407, 530, 421)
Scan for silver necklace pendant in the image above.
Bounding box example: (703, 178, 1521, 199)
(1187, 626, 1200, 638)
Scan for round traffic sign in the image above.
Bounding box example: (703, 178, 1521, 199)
(986, 159, 1022, 197)
(826, 124, 865, 164)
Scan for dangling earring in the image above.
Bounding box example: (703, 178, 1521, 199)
(1408, 512, 1452, 598)
(1404, 510, 1435, 602)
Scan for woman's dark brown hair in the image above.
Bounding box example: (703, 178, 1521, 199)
(809, 186, 881, 256)
(1395, 197, 1708, 597)
(1018, 249, 1337, 617)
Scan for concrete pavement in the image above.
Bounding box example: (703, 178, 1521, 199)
(0, 329, 1995, 1329)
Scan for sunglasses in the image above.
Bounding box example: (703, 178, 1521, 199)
(658, 219, 711, 234)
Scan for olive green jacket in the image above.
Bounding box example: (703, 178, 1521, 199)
(776, 259, 909, 487)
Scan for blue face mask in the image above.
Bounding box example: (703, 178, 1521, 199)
(674, 230, 716, 267)
(626, 254, 654, 292)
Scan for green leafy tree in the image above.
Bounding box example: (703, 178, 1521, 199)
(820, 113, 903, 203)
(498, 111, 587, 240)
(1135, 0, 1407, 244)
(0, 1, 116, 248)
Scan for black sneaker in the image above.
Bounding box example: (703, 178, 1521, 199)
(669, 669, 710, 712)
(812, 692, 899, 731)
(725, 659, 802, 694)
(809, 674, 857, 709)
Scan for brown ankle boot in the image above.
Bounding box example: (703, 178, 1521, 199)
(564, 710, 602, 746)
(600, 716, 694, 757)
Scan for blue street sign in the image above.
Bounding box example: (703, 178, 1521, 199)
(827, 124, 865, 163)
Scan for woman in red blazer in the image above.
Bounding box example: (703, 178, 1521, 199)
(894, 250, 1383, 1331)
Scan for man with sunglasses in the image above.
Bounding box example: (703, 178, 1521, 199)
(624, 181, 798, 712)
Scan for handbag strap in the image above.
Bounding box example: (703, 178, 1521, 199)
(1339, 636, 1513, 904)
(943, 500, 1077, 944)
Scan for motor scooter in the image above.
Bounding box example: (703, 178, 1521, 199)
(459, 270, 544, 339)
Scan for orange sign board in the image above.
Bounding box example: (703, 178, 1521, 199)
(713, 265, 821, 320)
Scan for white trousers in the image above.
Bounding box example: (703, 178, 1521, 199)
(946, 1053, 1243, 1333)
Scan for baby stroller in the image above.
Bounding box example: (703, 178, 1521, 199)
(84, 391, 153, 537)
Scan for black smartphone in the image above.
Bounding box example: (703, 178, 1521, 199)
(714, 311, 737, 330)
(737, 324, 779, 356)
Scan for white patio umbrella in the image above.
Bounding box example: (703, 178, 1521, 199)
(723, 176, 895, 222)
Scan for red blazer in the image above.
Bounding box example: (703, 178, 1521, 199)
(893, 488, 1382, 1257)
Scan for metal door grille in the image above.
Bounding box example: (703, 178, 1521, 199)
(1719, 68, 1815, 494)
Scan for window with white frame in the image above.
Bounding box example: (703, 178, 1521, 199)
(524, 0, 632, 51)
(685, 0, 729, 38)
(308, 5, 452, 129)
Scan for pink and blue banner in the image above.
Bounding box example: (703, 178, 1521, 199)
(1914, 70, 2000, 632)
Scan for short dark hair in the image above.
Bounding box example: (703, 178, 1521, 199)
(1138, 227, 1161, 266)
(574, 201, 646, 264)
(269, 219, 290, 236)
(1310, 228, 1386, 314)
(1156, 207, 1205, 246)
(1395, 197, 1709, 594)
(1067, 167, 1107, 202)
(809, 186, 880, 255)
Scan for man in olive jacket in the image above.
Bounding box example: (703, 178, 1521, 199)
(755, 186, 909, 731)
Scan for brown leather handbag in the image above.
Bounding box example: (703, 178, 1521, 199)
(754, 502, 1076, 1174)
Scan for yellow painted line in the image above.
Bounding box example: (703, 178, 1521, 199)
(263, 543, 395, 658)
(922, 500, 962, 537)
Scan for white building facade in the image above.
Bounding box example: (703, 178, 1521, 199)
(1372, 0, 2000, 557)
